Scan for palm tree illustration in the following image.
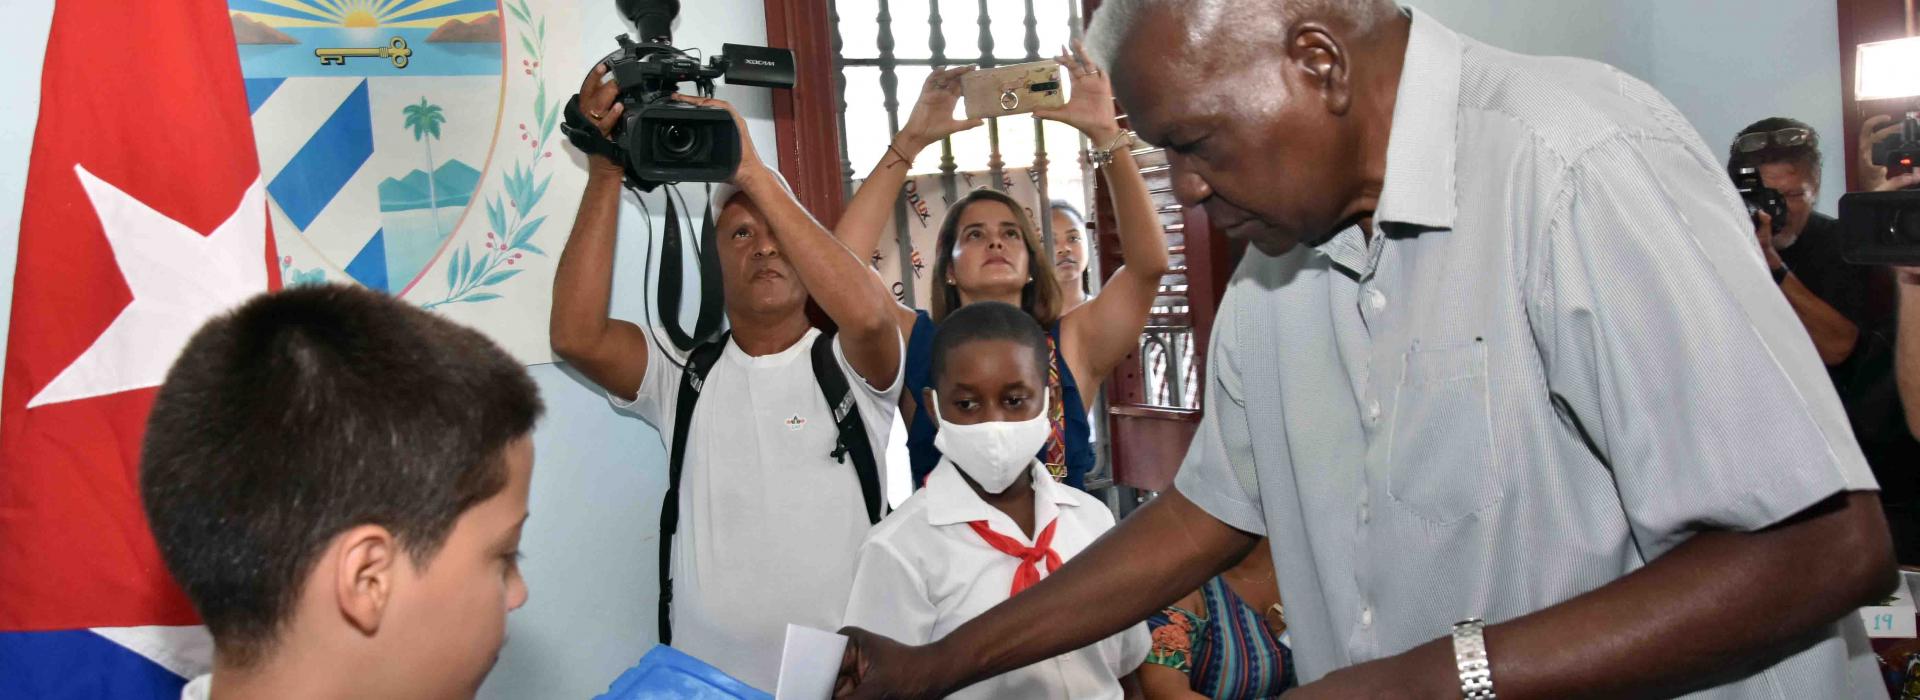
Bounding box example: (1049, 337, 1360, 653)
(402, 97, 447, 233)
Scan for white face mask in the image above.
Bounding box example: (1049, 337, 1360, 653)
(930, 387, 1051, 494)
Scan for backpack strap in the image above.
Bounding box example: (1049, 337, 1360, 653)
(658, 331, 730, 646)
(811, 330, 886, 525)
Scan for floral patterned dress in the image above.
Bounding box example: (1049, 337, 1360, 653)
(1145, 575, 1296, 698)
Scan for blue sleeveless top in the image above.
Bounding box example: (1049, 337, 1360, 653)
(904, 310, 1096, 490)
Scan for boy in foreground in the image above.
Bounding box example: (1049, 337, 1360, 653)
(140, 284, 544, 700)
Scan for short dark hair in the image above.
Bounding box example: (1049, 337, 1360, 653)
(1731, 117, 1823, 185)
(930, 301, 1051, 387)
(140, 284, 543, 666)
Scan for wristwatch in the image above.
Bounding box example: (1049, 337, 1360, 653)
(1771, 263, 1791, 285)
(1452, 618, 1496, 700)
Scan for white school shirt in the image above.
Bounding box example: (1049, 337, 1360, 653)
(843, 459, 1148, 699)
(612, 326, 902, 691)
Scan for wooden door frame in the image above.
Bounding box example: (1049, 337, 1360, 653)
(763, 0, 847, 225)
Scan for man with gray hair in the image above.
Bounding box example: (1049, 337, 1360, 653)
(835, 1, 1895, 698)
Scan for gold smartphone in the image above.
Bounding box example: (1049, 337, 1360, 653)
(962, 60, 1066, 120)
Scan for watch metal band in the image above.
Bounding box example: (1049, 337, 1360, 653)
(1452, 617, 1496, 700)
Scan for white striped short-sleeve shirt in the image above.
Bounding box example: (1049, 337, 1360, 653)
(1175, 8, 1882, 698)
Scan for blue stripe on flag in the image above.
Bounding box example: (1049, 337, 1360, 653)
(243, 78, 284, 115)
(0, 630, 186, 699)
(268, 79, 373, 231)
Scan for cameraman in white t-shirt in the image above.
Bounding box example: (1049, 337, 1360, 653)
(551, 65, 903, 690)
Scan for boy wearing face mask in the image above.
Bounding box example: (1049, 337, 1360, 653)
(840, 301, 1148, 697)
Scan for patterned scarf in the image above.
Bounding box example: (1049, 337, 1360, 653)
(1043, 334, 1068, 482)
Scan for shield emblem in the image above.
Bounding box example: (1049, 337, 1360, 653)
(228, 0, 579, 362)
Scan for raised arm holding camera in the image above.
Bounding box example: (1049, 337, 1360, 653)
(549, 3, 903, 686)
(833, 42, 1169, 490)
(1856, 115, 1920, 442)
(1732, 120, 1875, 367)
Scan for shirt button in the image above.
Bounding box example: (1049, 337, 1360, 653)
(1366, 400, 1382, 422)
(1367, 289, 1388, 311)
(1361, 607, 1374, 627)
(1360, 503, 1371, 524)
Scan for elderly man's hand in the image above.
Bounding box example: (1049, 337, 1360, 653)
(833, 627, 955, 699)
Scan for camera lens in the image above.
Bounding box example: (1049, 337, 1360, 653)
(660, 124, 700, 158)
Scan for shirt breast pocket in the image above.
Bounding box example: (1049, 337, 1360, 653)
(1386, 343, 1501, 526)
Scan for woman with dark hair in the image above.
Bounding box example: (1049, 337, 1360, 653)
(1050, 200, 1093, 313)
(834, 41, 1168, 490)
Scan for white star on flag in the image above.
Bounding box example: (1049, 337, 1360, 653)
(27, 164, 269, 409)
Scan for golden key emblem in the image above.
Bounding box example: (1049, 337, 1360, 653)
(315, 37, 412, 69)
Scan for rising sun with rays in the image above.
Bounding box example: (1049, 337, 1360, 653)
(231, 0, 500, 30)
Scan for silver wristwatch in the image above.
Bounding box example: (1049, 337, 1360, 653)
(1452, 618, 1496, 700)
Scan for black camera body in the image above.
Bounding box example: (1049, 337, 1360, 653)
(593, 0, 795, 189)
(1841, 189, 1920, 266)
(1871, 112, 1920, 180)
(1731, 164, 1788, 234)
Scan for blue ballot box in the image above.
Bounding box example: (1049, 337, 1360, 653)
(594, 645, 774, 700)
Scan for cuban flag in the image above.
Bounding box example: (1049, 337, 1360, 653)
(0, 0, 277, 696)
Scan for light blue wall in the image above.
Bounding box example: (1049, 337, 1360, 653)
(1411, 0, 1847, 213)
(1639, 0, 1848, 212)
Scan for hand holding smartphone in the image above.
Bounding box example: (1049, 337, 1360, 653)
(961, 60, 1066, 120)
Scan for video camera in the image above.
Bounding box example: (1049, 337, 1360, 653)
(559, 0, 800, 354)
(1731, 164, 1789, 234)
(564, 0, 796, 190)
(1841, 189, 1920, 266)
(1841, 112, 1920, 266)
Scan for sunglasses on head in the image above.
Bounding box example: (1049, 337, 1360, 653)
(1734, 127, 1816, 154)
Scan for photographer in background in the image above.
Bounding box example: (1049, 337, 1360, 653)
(1733, 117, 1920, 563)
(1733, 119, 1883, 366)
(551, 63, 903, 688)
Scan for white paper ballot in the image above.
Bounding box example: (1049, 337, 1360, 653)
(774, 624, 849, 700)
